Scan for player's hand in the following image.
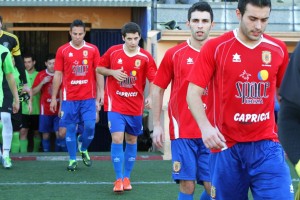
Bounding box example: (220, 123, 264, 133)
(152, 125, 165, 149)
(202, 126, 226, 150)
(50, 98, 57, 113)
(144, 96, 152, 110)
(27, 100, 32, 114)
(12, 100, 20, 113)
(21, 84, 31, 94)
(96, 100, 101, 111)
(112, 67, 128, 82)
(42, 76, 51, 84)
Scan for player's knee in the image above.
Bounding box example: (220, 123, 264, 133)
(179, 180, 195, 194)
(84, 120, 95, 133)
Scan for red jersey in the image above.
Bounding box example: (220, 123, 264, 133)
(32, 69, 59, 115)
(188, 30, 289, 148)
(98, 44, 157, 116)
(55, 41, 100, 100)
(154, 40, 207, 140)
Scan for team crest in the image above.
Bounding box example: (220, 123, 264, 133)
(83, 50, 88, 57)
(262, 51, 271, 65)
(211, 185, 216, 199)
(173, 161, 181, 173)
(135, 59, 141, 68)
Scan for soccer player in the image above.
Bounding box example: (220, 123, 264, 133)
(278, 42, 300, 200)
(50, 19, 104, 171)
(32, 54, 61, 152)
(0, 45, 20, 167)
(0, 16, 30, 167)
(19, 53, 41, 152)
(186, 0, 294, 199)
(152, 2, 213, 200)
(96, 22, 157, 193)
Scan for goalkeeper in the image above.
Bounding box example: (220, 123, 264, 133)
(278, 42, 300, 200)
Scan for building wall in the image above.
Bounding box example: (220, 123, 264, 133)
(0, 7, 131, 29)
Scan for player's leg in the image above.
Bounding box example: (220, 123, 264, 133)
(108, 111, 126, 193)
(196, 139, 211, 200)
(11, 112, 22, 153)
(30, 115, 41, 152)
(209, 146, 249, 200)
(39, 115, 54, 152)
(1, 112, 13, 168)
(79, 98, 96, 166)
(171, 139, 197, 200)
(123, 114, 143, 191)
(61, 100, 80, 171)
(249, 140, 294, 200)
(20, 114, 29, 153)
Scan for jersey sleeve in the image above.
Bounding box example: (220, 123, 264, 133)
(10, 35, 21, 56)
(153, 49, 174, 89)
(32, 71, 42, 88)
(276, 42, 289, 88)
(2, 51, 14, 74)
(98, 47, 112, 68)
(187, 39, 216, 89)
(54, 46, 64, 72)
(145, 54, 157, 83)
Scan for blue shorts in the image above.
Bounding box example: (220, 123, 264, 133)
(171, 138, 210, 185)
(60, 99, 96, 124)
(209, 140, 294, 200)
(39, 115, 60, 133)
(107, 111, 143, 136)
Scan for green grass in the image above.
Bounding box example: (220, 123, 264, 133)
(0, 154, 298, 200)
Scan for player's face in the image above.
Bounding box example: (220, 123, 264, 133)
(70, 26, 85, 47)
(24, 57, 35, 72)
(122, 32, 140, 53)
(187, 11, 214, 42)
(45, 58, 55, 73)
(237, 4, 270, 43)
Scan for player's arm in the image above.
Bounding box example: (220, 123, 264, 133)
(32, 76, 51, 96)
(152, 84, 165, 149)
(50, 71, 62, 113)
(96, 66, 128, 82)
(6, 73, 20, 113)
(96, 72, 104, 110)
(144, 82, 154, 110)
(186, 82, 226, 150)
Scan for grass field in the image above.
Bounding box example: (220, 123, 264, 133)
(0, 152, 299, 200)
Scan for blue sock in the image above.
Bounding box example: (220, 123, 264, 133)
(42, 139, 50, 152)
(60, 138, 67, 152)
(200, 190, 211, 200)
(111, 143, 124, 180)
(80, 120, 95, 151)
(65, 123, 77, 160)
(124, 143, 137, 178)
(178, 192, 193, 200)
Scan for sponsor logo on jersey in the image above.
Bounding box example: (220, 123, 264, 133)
(116, 90, 138, 97)
(233, 112, 270, 122)
(117, 58, 123, 64)
(83, 50, 88, 57)
(173, 161, 181, 173)
(187, 57, 194, 64)
(69, 52, 73, 57)
(262, 51, 271, 65)
(72, 63, 88, 76)
(232, 53, 241, 62)
(236, 70, 270, 104)
(119, 73, 137, 88)
(70, 80, 88, 85)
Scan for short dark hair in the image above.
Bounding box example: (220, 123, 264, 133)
(121, 22, 141, 38)
(70, 19, 86, 31)
(238, 0, 272, 16)
(46, 53, 56, 61)
(23, 53, 36, 61)
(188, 1, 214, 22)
